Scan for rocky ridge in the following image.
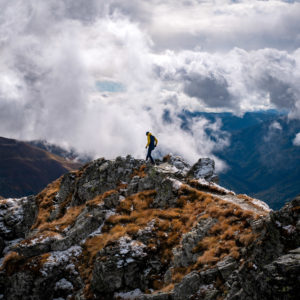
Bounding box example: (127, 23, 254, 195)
(0, 155, 299, 300)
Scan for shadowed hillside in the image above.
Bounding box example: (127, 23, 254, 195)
(0, 137, 82, 198)
(215, 117, 300, 209)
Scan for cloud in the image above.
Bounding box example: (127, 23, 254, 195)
(293, 132, 300, 146)
(153, 47, 300, 115)
(0, 0, 232, 171)
(182, 72, 233, 108)
(269, 121, 283, 131)
(108, 0, 300, 51)
(0, 0, 300, 171)
(264, 121, 283, 142)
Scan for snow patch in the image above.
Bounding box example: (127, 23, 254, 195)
(156, 158, 189, 177)
(2, 238, 23, 255)
(119, 236, 147, 258)
(198, 178, 235, 195)
(41, 246, 82, 276)
(250, 198, 271, 212)
(55, 278, 73, 291)
(137, 219, 155, 236)
(0, 197, 28, 235)
(167, 177, 183, 190)
(81, 209, 116, 244)
(27, 233, 63, 246)
(114, 288, 143, 299)
(283, 225, 296, 234)
(116, 236, 147, 268)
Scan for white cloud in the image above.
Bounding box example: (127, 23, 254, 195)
(0, 0, 299, 170)
(153, 47, 300, 114)
(293, 132, 300, 146)
(269, 121, 283, 131)
(109, 0, 300, 51)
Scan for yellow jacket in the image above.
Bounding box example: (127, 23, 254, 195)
(146, 132, 158, 148)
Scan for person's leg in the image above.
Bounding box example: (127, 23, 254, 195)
(149, 148, 154, 164)
(146, 147, 154, 164)
(146, 148, 150, 161)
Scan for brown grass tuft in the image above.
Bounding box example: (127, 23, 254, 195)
(0, 251, 24, 274)
(31, 177, 62, 229)
(196, 248, 219, 267)
(239, 232, 256, 246)
(37, 205, 84, 232)
(131, 164, 147, 178)
(86, 190, 118, 208)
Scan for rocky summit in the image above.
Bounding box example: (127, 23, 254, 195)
(0, 155, 299, 300)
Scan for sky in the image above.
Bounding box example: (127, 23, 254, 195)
(1, 0, 300, 170)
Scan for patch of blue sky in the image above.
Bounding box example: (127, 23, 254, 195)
(95, 81, 125, 93)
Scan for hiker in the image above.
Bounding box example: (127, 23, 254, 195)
(145, 131, 158, 164)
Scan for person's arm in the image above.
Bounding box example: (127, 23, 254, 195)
(146, 134, 151, 148)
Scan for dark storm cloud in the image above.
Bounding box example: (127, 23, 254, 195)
(261, 76, 296, 110)
(182, 73, 233, 108)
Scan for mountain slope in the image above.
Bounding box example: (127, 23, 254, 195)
(215, 117, 300, 209)
(28, 139, 92, 163)
(0, 136, 82, 198)
(179, 110, 300, 209)
(0, 155, 298, 300)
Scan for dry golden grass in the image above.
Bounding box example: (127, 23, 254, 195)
(86, 190, 119, 208)
(131, 164, 147, 178)
(130, 190, 156, 211)
(117, 182, 128, 190)
(117, 198, 133, 213)
(126, 223, 141, 235)
(37, 205, 84, 232)
(167, 184, 259, 285)
(19, 253, 51, 275)
(238, 231, 257, 246)
(156, 210, 181, 220)
(0, 251, 23, 272)
(159, 283, 175, 293)
(0, 199, 7, 206)
(31, 177, 62, 230)
(153, 279, 164, 290)
(106, 214, 134, 224)
(196, 248, 219, 266)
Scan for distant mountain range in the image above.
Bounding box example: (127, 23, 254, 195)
(0, 137, 82, 198)
(28, 140, 91, 163)
(184, 110, 300, 210)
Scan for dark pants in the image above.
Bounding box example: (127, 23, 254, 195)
(146, 146, 155, 164)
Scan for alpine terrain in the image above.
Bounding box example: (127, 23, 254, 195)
(0, 137, 82, 199)
(0, 155, 299, 299)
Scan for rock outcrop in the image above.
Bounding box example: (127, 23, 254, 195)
(0, 155, 298, 300)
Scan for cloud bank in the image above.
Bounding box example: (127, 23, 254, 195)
(293, 133, 300, 146)
(0, 0, 300, 170)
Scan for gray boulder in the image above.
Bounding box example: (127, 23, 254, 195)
(188, 158, 218, 182)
